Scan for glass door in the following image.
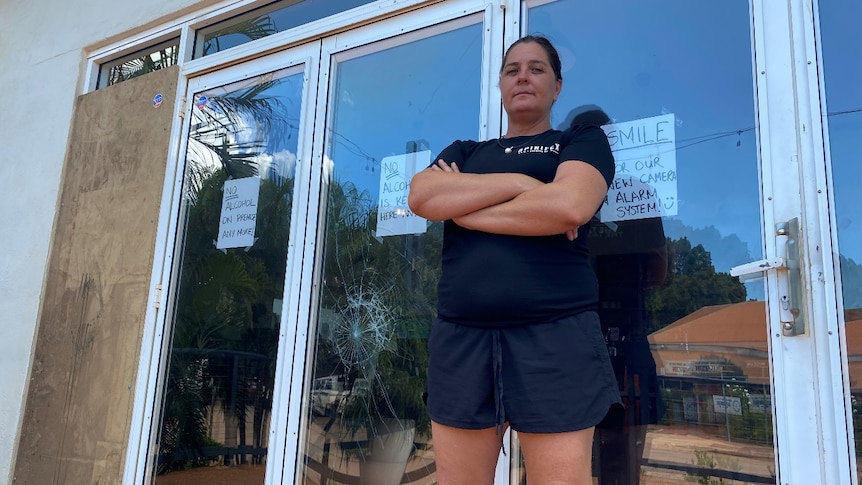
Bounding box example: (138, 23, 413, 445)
(520, 1, 774, 483)
(144, 44, 320, 485)
(292, 6, 489, 485)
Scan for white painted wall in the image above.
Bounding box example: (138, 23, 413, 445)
(0, 0, 209, 482)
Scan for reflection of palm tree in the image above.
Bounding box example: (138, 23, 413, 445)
(188, 80, 294, 181)
(106, 44, 179, 86)
(157, 76, 295, 473)
(202, 16, 279, 56)
(106, 15, 278, 87)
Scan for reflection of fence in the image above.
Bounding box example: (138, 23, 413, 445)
(642, 459, 774, 484)
(163, 348, 273, 468)
(659, 375, 773, 445)
(158, 444, 267, 467)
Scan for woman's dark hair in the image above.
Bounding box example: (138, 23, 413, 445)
(501, 35, 563, 81)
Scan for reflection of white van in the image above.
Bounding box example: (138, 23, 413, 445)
(310, 375, 347, 416)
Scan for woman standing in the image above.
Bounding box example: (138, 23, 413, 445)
(408, 35, 621, 484)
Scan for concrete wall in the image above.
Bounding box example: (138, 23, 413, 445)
(0, 1, 213, 482)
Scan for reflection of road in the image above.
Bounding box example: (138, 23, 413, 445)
(160, 420, 774, 484)
(640, 425, 775, 484)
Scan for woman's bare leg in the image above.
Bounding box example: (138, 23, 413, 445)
(517, 427, 595, 485)
(432, 421, 504, 485)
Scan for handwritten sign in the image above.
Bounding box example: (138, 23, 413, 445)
(216, 177, 260, 249)
(600, 113, 678, 222)
(376, 151, 431, 237)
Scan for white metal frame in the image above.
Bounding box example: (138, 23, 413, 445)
(122, 43, 323, 485)
(753, 0, 853, 483)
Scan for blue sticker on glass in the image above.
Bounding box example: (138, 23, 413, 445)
(196, 95, 208, 109)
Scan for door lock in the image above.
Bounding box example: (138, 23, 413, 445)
(729, 218, 804, 336)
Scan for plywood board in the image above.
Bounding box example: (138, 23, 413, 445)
(13, 65, 178, 484)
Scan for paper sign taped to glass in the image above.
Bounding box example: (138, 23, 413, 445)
(600, 113, 678, 223)
(216, 176, 260, 249)
(376, 150, 431, 237)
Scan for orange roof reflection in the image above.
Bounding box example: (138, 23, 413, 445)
(649, 301, 767, 351)
(649, 301, 769, 384)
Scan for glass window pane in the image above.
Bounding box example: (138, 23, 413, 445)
(521, 1, 770, 484)
(151, 67, 305, 484)
(97, 38, 180, 89)
(195, 0, 376, 58)
(818, 0, 862, 476)
(300, 19, 483, 485)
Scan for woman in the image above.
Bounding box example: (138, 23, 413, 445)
(408, 35, 621, 484)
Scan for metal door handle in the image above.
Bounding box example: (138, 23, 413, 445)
(729, 219, 804, 336)
(730, 257, 785, 278)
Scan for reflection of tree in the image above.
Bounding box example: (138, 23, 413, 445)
(202, 16, 279, 57)
(188, 80, 294, 183)
(157, 81, 293, 473)
(661, 219, 755, 276)
(646, 237, 747, 333)
(105, 14, 279, 87)
(316, 180, 440, 439)
(106, 43, 179, 86)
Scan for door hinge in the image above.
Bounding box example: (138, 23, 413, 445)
(154, 284, 163, 310)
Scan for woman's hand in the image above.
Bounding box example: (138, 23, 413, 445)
(431, 159, 460, 173)
(409, 162, 542, 222)
(446, 160, 607, 237)
(428, 162, 576, 241)
(435, 158, 578, 240)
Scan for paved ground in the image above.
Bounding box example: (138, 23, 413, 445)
(154, 424, 777, 484)
(155, 464, 265, 485)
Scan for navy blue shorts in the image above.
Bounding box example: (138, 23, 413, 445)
(425, 311, 623, 433)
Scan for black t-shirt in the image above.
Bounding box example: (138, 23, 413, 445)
(434, 124, 615, 328)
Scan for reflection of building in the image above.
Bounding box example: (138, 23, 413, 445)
(650, 301, 773, 441)
(650, 303, 862, 396)
(651, 301, 770, 384)
(843, 309, 862, 395)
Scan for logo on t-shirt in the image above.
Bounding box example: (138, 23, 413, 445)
(515, 142, 560, 155)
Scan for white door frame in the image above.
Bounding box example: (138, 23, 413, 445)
(750, 0, 852, 483)
(122, 41, 323, 485)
